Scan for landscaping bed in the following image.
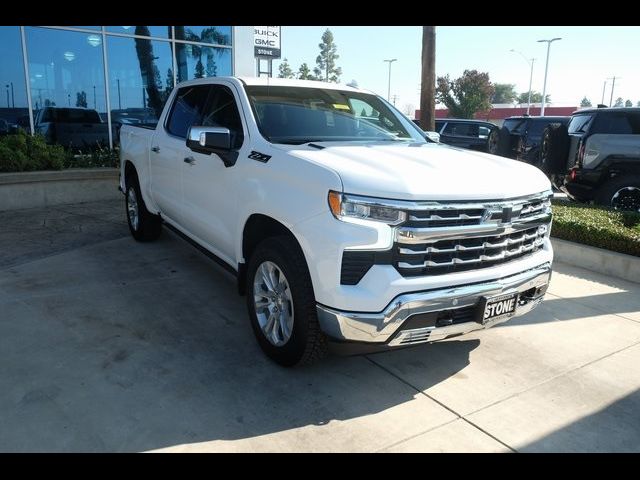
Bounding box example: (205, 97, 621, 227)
(551, 201, 640, 257)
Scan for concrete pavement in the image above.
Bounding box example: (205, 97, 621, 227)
(1, 200, 639, 452)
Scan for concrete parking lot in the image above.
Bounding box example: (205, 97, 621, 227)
(1, 199, 639, 452)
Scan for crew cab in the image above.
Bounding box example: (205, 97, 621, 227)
(119, 77, 554, 366)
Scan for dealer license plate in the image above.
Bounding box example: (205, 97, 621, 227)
(479, 292, 519, 324)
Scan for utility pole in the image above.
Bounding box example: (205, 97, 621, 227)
(420, 26, 436, 131)
(391, 94, 398, 106)
(609, 76, 619, 107)
(383, 58, 397, 102)
(601, 80, 607, 105)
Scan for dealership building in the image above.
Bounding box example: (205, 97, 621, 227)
(0, 26, 255, 148)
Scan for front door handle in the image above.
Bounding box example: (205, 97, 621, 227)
(151, 146, 160, 153)
(184, 156, 196, 165)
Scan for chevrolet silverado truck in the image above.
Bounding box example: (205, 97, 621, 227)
(119, 77, 554, 366)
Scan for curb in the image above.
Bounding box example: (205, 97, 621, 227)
(551, 237, 640, 284)
(0, 168, 120, 211)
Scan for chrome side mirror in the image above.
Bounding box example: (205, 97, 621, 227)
(424, 131, 440, 143)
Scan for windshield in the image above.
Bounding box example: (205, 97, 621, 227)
(244, 85, 426, 145)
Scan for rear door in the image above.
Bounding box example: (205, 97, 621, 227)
(150, 84, 211, 224)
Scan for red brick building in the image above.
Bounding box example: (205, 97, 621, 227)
(415, 105, 579, 127)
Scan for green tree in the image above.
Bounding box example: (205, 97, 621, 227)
(517, 91, 550, 104)
(194, 60, 205, 79)
(278, 58, 295, 79)
(613, 97, 624, 107)
(625, 99, 633, 107)
(315, 29, 342, 82)
(297, 63, 314, 80)
(435, 70, 494, 119)
(492, 83, 517, 104)
(580, 97, 592, 107)
(75, 91, 87, 108)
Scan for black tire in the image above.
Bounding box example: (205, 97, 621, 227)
(125, 169, 162, 242)
(594, 174, 640, 212)
(539, 123, 569, 175)
(246, 235, 327, 367)
(496, 126, 514, 158)
(486, 127, 500, 155)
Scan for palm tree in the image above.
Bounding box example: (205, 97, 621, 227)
(183, 27, 229, 79)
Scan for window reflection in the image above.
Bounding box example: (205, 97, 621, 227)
(25, 27, 108, 150)
(107, 35, 173, 142)
(0, 27, 30, 135)
(106, 26, 170, 39)
(174, 26, 231, 45)
(176, 45, 231, 82)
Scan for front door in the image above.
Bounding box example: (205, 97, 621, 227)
(152, 84, 211, 225)
(181, 83, 247, 265)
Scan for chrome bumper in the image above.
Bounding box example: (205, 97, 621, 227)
(316, 263, 551, 346)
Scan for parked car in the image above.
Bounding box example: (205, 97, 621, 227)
(34, 107, 110, 150)
(120, 76, 554, 366)
(497, 116, 570, 169)
(540, 107, 640, 211)
(433, 119, 500, 154)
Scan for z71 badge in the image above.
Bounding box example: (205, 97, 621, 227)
(248, 151, 272, 163)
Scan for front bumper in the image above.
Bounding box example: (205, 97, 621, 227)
(316, 262, 551, 346)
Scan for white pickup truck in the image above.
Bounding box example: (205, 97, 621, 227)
(119, 76, 554, 366)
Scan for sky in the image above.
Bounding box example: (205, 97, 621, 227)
(274, 26, 640, 116)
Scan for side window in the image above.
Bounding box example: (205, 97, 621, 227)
(478, 126, 491, 138)
(166, 85, 211, 138)
(201, 85, 245, 149)
(567, 114, 594, 134)
(591, 113, 633, 135)
(435, 121, 445, 133)
(443, 122, 479, 137)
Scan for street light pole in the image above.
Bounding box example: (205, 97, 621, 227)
(601, 80, 607, 105)
(5, 85, 9, 108)
(609, 76, 618, 107)
(537, 37, 562, 116)
(383, 58, 397, 102)
(510, 50, 535, 115)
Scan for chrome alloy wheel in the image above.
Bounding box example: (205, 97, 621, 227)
(253, 261, 294, 346)
(612, 186, 640, 213)
(127, 186, 139, 231)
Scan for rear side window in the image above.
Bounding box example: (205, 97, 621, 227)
(442, 122, 480, 137)
(590, 112, 640, 134)
(568, 114, 594, 134)
(166, 85, 211, 138)
(502, 119, 526, 134)
(527, 120, 550, 137)
(435, 120, 445, 132)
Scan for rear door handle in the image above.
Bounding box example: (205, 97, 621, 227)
(184, 156, 196, 165)
(151, 146, 160, 153)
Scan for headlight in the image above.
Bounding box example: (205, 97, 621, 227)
(328, 191, 407, 225)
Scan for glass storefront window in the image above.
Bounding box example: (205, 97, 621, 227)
(0, 27, 30, 135)
(107, 36, 174, 142)
(70, 26, 101, 30)
(106, 26, 170, 39)
(176, 45, 232, 83)
(174, 26, 231, 46)
(25, 27, 108, 150)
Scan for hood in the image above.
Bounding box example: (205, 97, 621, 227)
(281, 142, 551, 201)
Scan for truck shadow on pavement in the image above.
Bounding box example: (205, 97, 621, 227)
(0, 230, 479, 452)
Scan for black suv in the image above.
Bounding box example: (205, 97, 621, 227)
(433, 119, 500, 154)
(497, 115, 570, 167)
(540, 107, 640, 210)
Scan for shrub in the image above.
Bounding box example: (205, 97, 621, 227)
(0, 131, 65, 172)
(551, 201, 640, 257)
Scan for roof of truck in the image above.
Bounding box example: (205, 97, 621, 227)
(236, 76, 362, 91)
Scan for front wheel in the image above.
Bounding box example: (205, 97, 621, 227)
(246, 236, 327, 367)
(595, 175, 640, 212)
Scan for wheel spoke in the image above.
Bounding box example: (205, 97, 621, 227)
(252, 261, 295, 347)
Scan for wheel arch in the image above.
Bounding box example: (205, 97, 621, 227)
(238, 214, 307, 296)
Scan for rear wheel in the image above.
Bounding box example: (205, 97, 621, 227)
(246, 236, 327, 367)
(595, 175, 640, 212)
(125, 170, 162, 242)
(486, 128, 499, 155)
(539, 123, 570, 175)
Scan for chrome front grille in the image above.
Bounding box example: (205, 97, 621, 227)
(393, 191, 553, 278)
(396, 226, 546, 276)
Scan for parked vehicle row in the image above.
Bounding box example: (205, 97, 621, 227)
(425, 108, 640, 212)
